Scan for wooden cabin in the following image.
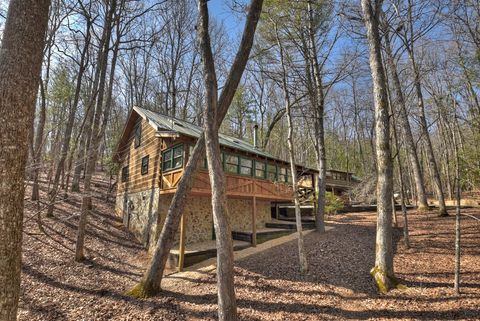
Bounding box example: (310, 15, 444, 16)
(114, 107, 354, 251)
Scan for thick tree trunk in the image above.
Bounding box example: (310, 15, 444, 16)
(127, 0, 263, 298)
(0, 0, 51, 319)
(383, 27, 429, 211)
(361, 0, 396, 292)
(198, 2, 237, 318)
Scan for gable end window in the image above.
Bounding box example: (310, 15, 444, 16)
(141, 155, 149, 175)
(162, 144, 184, 172)
(134, 123, 142, 148)
(121, 166, 129, 182)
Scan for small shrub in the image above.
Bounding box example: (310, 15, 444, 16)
(325, 192, 344, 215)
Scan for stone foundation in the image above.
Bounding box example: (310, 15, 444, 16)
(115, 187, 159, 247)
(153, 195, 271, 251)
(116, 189, 272, 251)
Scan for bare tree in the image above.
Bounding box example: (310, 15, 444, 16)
(0, 0, 51, 319)
(47, 5, 93, 217)
(271, 15, 308, 273)
(75, 0, 117, 262)
(197, 1, 238, 317)
(393, 0, 448, 216)
(361, 0, 397, 292)
(381, 15, 429, 210)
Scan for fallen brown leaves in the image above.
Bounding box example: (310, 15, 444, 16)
(18, 179, 480, 320)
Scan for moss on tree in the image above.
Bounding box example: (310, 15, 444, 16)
(417, 205, 431, 213)
(370, 266, 407, 293)
(125, 282, 157, 299)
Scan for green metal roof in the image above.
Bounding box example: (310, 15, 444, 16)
(133, 107, 357, 179)
(134, 106, 287, 163)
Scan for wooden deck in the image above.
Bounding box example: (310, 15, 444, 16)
(161, 169, 295, 201)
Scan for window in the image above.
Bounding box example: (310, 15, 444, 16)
(239, 158, 253, 176)
(286, 168, 292, 183)
(141, 155, 149, 175)
(134, 123, 141, 148)
(173, 145, 184, 168)
(121, 166, 129, 182)
(162, 149, 172, 171)
(225, 154, 239, 174)
(162, 144, 184, 172)
(255, 161, 266, 179)
(266, 164, 277, 181)
(278, 167, 287, 182)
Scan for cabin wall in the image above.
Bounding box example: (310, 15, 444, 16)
(115, 187, 160, 247)
(150, 194, 271, 251)
(115, 118, 162, 246)
(117, 118, 161, 194)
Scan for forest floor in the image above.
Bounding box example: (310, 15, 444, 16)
(19, 176, 480, 320)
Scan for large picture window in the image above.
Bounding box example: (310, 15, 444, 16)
(266, 164, 277, 181)
(162, 144, 184, 172)
(239, 158, 253, 176)
(255, 161, 266, 179)
(224, 154, 239, 174)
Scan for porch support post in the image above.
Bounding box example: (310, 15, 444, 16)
(252, 196, 257, 247)
(178, 214, 186, 271)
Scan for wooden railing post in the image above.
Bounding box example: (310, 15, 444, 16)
(252, 195, 257, 247)
(178, 214, 186, 272)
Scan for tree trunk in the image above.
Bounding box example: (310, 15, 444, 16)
(0, 0, 51, 319)
(71, 102, 94, 192)
(47, 20, 91, 217)
(307, 0, 326, 234)
(382, 25, 429, 211)
(410, 56, 447, 216)
(274, 21, 308, 274)
(391, 103, 410, 248)
(451, 116, 461, 294)
(361, 0, 396, 292)
(75, 0, 117, 262)
(31, 80, 47, 201)
(198, 2, 237, 318)
(127, 0, 263, 298)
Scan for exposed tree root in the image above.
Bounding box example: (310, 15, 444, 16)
(125, 282, 157, 299)
(438, 209, 449, 217)
(417, 205, 431, 213)
(370, 266, 406, 293)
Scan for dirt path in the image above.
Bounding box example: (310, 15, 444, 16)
(19, 182, 480, 320)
